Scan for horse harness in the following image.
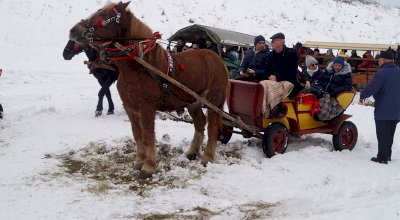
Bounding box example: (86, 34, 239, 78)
(80, 6, 186, 102)
(81, 7, 122, 43)
(105, 33, 180, 96)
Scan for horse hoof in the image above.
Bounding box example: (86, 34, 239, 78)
(138, 170, 153, 179)
(95, 111, 102, 117)
(201, 155, 213, 167)
(133, 162, 144, 170)
(186, 154, 197, 161)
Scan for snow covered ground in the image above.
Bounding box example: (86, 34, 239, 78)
(1, 0, 400, 219)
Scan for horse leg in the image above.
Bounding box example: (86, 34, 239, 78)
(201, 109, 222, 166)
(138, 103, 157, 179)
(96, 87, 105, 112)
(186, 104, 206, 160)
(125, 110, 145, 170)
(104, 87, 114, 113)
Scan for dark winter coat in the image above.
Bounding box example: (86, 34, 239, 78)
(313, 62, 352, 98)
(358, 53, 375, 68)
(348, 54, 362, 70)
(360, 62, 400, 120)
(239, 48, 270, 81)
(265, 46, 302, 97)
(301, 67, 323, 84)
(207, 44, 219, 54)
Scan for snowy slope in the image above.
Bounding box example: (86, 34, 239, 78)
(1, 0, 400, 71)
(1, 0, 400, 219)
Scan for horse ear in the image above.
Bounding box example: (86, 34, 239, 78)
(118, 1, 131, 10)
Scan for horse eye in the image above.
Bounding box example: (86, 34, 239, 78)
(100, 13, 107, 17)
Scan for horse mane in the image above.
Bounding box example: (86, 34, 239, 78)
(102, 3, 153, 40)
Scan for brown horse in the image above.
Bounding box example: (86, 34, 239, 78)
(69, 1, 228, 178)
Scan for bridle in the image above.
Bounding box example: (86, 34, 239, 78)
(81, 7, 122, 43)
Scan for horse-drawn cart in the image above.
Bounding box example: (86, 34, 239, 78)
(114, 30, 358, 159)
(69, 2, 358, 179)
(119, 48, 358, 158)
(219, 80, 358, 157)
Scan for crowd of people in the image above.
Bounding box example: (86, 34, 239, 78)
(236, 33, 399, 164)
(172, 36, 218, 54)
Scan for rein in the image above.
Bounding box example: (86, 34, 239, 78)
(105, 32, 162, 61)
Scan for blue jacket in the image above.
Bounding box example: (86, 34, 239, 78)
(239, 48, 269, 81)
(302, 67, 323, 84)
(361, 62, 400, 120)
(322, 62, 353, 97)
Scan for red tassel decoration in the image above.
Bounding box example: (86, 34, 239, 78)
(179, 64, 185, 71)
(97, 19, 103, 26)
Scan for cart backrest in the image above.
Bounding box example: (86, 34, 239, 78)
(226, 80, 264, 127)
(336, 91, 356, 110)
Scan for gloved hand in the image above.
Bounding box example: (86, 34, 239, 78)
(246, 68, 255, 77)
(240, 69, 255, 78)
(305, 81, 311, 89)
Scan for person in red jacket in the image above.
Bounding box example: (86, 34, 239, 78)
(357, 50, 375, 69)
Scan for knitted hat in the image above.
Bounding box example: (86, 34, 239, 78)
(379, 51, 394, 60)
(305, 55, 318, 68)
(333, 56, 345, 66)
(254, 35, 266, 46)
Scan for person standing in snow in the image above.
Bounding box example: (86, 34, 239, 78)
(0, 68, 3, 119)
(239, 35, 270, 81)
(63, 40, 119, 117)
(360, 51, 400, 164)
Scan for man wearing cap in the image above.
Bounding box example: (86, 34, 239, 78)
(239, 35, 270, 81)
(360, 51, 400, 164)
(264, 32, 302, 98)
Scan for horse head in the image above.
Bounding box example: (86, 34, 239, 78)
(69, 1, 131, 48)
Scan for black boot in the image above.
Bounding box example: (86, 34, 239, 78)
(0, 103, 3, 119)
(371, 157, 388, 164)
